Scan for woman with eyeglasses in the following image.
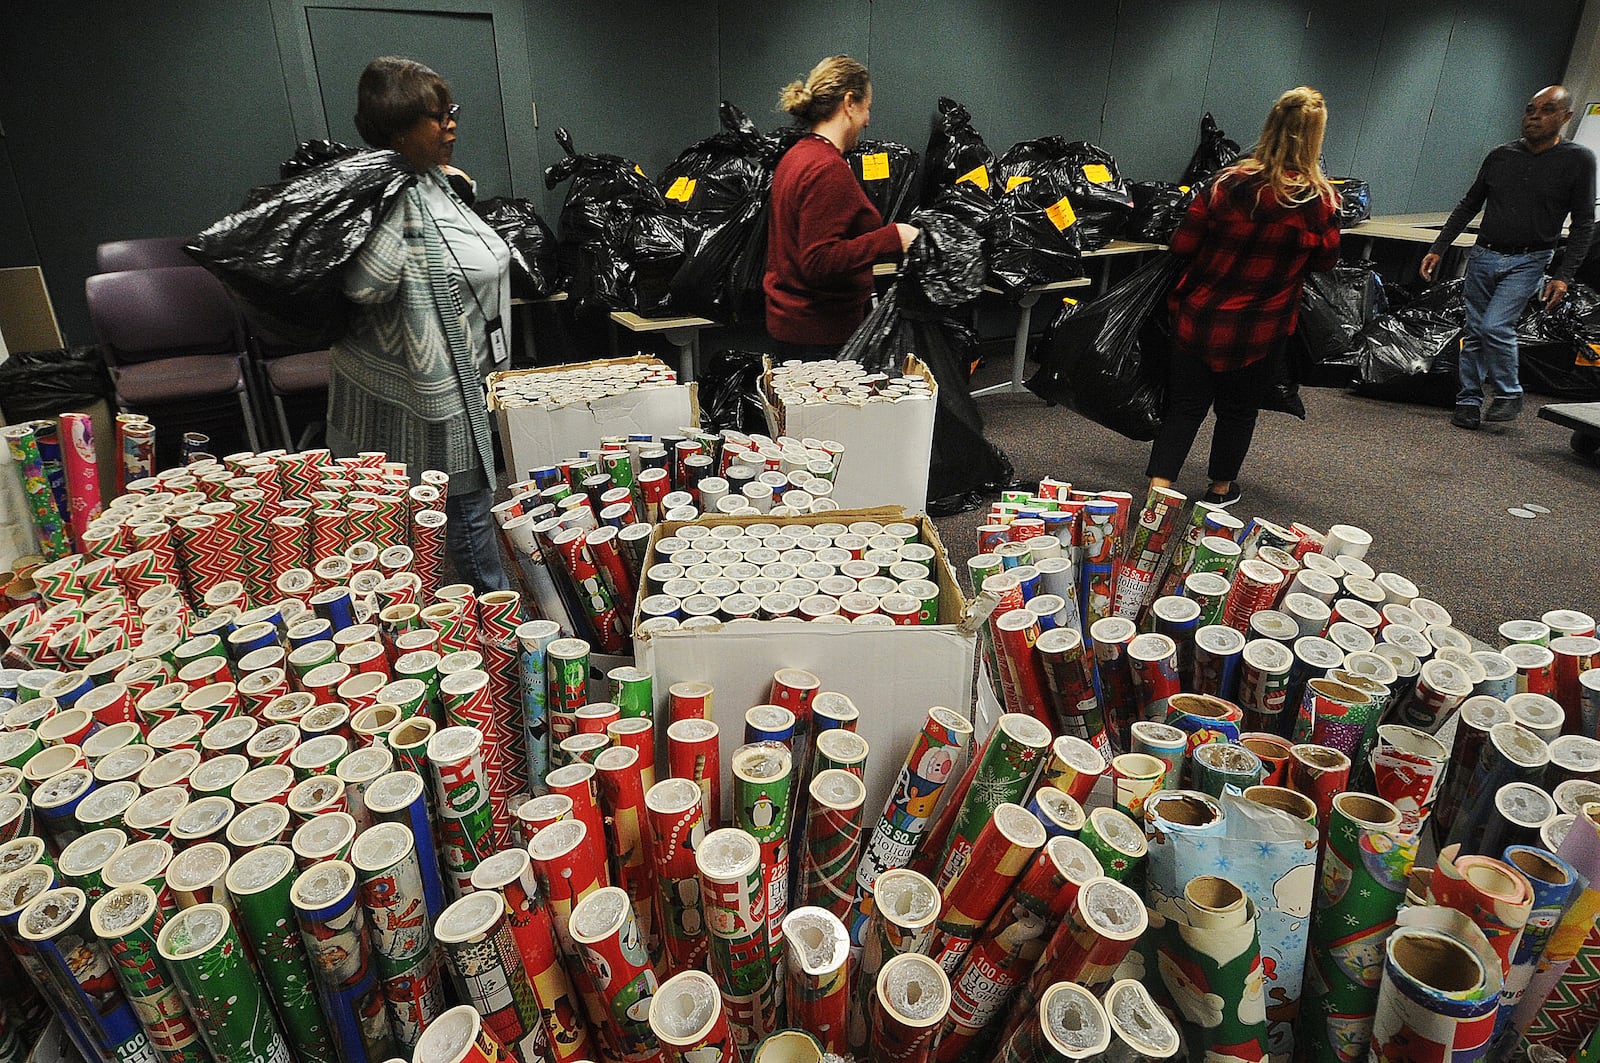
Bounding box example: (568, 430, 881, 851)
(328, 56, 511, 591)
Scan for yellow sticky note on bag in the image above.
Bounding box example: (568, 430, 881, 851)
(1083, 163, 1113, 184)
(635, 164, 647, 178)
(860, 152, 890, 181)
(1579, 343, 1600, 367)
(956, 164, 990, 191)
(666, 176, 697, 203)
(1045, 197, 1077, 231)
(1005, 175, 1033, 192)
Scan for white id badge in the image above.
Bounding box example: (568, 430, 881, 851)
(487, 316, 509, 363)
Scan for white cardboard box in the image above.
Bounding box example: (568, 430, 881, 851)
(633, 506, 982, 821)
(762, 355, 936, 514)
(488, 356, 697, 480)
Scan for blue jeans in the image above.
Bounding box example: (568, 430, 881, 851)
(446, 485, 510, 593)
(1458, 245, 1554, 406)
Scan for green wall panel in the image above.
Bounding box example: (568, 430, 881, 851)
(0, 0, 296, 344)
(1295, 0, 1390, 177)
(1202, 0, 1314, 154)
(715, 0, 869, 134)
(1102, 0, 1225, 183)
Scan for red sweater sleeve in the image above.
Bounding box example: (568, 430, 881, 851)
(793, 163, 902, 283)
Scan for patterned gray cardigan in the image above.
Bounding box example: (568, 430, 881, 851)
(328, 176, 497, 493)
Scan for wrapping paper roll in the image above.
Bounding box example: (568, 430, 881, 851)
(1371, 906, 1502, 1063)
(4, 424, 71, 559)
(1368, 724, 1450, 835)
(362, 771, 447, 922)
(1286, 744, 1350, 846)
(1078, 806, 1146, 882)
(1090, 617, 1140, 750)
(60, 414, 103, 553)
(997, 981, 1111, 1063)
(411, 1007, 509, 1063)
(157, 902, 292, 1063)
(544, 638, 589, 766)
(1519, 807, 1600, 1055)
(925, 802, 1046, 974)
(990, 609, 1053, 732)
(1150, 875, 1268, 1063)
(541, 768, 609, 892)
(427, 726, 498, 897)
(594, 746, 653, 948)
(1039, 735, 1107, 806)
(1132, 721, 1189, 791)
(936, 836, 1100, 1063)
(527, 818, 608, 1044)
(695, 828, 776, 1051)
(1426, 843, 1533, 981)
(1102, 978, 1181, 1061)
(1035, 627, 1111, 757)
(919, 713, 1050, 891)
(438, 670, 513, 844)
(434, 891, 547, 1063)
(847, 868, 940, 1055)
(649, 970, 735, 1063)
(847, 706, 970, 945)
(1189, 741, 1264, 796)
(644, 778, 708, 973)
(869, 952, 949, 1063)
(1448, 722, 1550, 856)
(223, 846, 338, 1063)
(469, 848, 591, 1063)
(569, 887, 659, 1063)
(17, 886, 160, 1063)
(782, 907, 850, 1055)
(515, 620, 560, 796)
(732, 741, 793, 962)
(1491, 846, 1578, 1047)
(349, 823, 447, 1054)
(291, 861, 395, 1063)
(666, 719, 721, 832)
(1109, 752, 1165, 822)
(798, 768, 866, 921)
(89, 884, 208, 1063)
(1299, 792, 1417, 1063)
(1112, 485, 1185, 622)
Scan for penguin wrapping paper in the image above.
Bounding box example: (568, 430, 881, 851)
(1143, 790, 1317, 1062)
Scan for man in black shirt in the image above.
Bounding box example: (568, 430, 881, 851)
(1421, 85, 1597, 430)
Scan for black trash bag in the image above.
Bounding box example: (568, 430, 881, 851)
(473, 196, 561, 299)
(838, 211, 1012, 503)
(1294, 265, 1383, 386)
(279, 139, 361, 180)
(921, 97, 997, 205)
(657, 102, 769, 215)
(1330, 177, 1372, 228)
(656, 103, 773, 319)
(847, 139, 920, 224)
(1182, 112, 1241, 186)
(1352, 313, 1463, 408)
(1125, 182, 1196, 243)
(187, 149, 417, 347)
(544, 128, 667, 314)
(697, 349, 768, 434)
(1517, 284, 1600, 399)
(1028, 253, 1181, 441)
(0, 347, 115, 423)
(1261, 345, 1306, 419)
(625, 210, 693, 315)
(996, 138, 1133, 250)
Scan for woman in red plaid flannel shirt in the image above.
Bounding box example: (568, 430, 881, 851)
(1147, 87, 1342, 509)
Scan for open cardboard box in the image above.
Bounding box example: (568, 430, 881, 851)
(633, 505, 985, 821)
(761, 355, 936, 514)
(488, 355, 697, 480)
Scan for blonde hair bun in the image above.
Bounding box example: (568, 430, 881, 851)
(779, 55, 869, 126)
(779, 80, 814, 118)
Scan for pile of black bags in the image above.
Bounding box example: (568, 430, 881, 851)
(543, 128, 668, 315)
(1124, 182, 1195, 244)
(1182, 113, 1240, 186)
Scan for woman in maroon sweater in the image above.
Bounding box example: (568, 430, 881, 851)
(765, 55, 919, 357)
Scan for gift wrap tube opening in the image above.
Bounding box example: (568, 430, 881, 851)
(414, 1006, 493, 1063)
(649, 969, 722, 1044)
(876, 868, 940, 925)
(1155, 793, 1223, 827)
(1242, 785, 1317, 822)
(1041, 981, 1112, 1057)
(1337, 791, 1400, 830)
(1391, 932, 1481, 993)
(877, 952, 949, 1023)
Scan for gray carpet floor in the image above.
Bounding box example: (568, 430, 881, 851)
(934, 360, 1599, 643)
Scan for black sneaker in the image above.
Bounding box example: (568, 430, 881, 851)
(1485, 395, 1524, 423)
(1200, 484, 1242, 508)
(1451, 403, 1481, 430)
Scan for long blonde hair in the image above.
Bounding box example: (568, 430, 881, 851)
(1231, 87, 1336, 208)
(779, 55, 870, 126)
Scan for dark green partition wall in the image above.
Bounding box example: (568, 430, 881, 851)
(0, 0, 1582, 345)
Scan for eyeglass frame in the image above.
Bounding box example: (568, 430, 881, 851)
(425, 103, 461, 125)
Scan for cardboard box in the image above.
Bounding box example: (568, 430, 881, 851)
(633, 506, 982, 821)
(488, 356, 697, 480)
(762, 355, 936, 514)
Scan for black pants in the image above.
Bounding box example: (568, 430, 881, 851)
(1145, 345, 1275, 483)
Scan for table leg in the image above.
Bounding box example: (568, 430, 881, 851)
(665, 327, 696, 384)
(973, 291, 1040, 398)
(516, 302, 538, 365)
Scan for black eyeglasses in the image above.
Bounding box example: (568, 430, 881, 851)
(425, 103, 461, 125)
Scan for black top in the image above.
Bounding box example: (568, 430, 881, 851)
(1429, 139, 1597, 281)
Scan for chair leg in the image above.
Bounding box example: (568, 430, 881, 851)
(272, 394, 295, 452)
(238, 392, 262, 452)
